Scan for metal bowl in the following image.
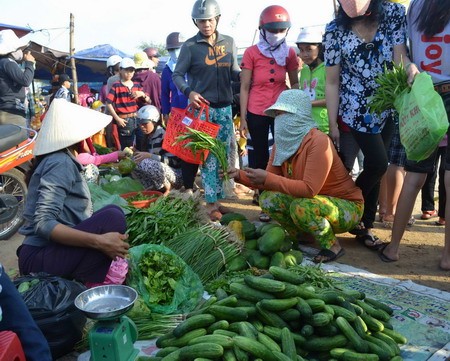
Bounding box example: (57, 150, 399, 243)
(74, 285, 138, 320)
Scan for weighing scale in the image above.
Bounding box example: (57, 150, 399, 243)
(75, 285, 140, 361)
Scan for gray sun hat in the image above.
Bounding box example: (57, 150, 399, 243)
(264, 89, 312, 118)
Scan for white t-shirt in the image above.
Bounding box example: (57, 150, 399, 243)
(407, 0, 450, 84)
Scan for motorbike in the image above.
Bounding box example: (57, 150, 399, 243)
(0, 124, 37, 240)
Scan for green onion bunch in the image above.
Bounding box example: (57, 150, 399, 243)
(164, 223, 243, 284)
(175, 128, 229, 180)
(368, 62, 409, 116)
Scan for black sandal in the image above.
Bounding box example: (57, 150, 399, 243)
(313, 248, 346, 263)
(356, 234, 385, 251)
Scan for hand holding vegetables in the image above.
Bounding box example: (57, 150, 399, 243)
(95, 232, 130, 259)
(243, 167, 267, 186)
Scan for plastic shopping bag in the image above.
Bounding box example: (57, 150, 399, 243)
(394, 72, 448, 161)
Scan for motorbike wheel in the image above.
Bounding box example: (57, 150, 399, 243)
(0, 168, 27, 240)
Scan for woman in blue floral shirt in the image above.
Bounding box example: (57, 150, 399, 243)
(324, 0, 416, 249)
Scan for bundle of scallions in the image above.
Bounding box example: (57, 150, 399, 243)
(368, 62, 409, 116)
(175, 128, 229, 180)
(164, 223, 243, 284)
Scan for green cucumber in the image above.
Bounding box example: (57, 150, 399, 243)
(180, 343, 224, 359)
(233, 336, 277, 361)
(342, 351, 379, 361)
(229, 282, 275, 303)
(302, 334, 348, 351)
(364, 298, 394, 315)
(269, 266, 305, 285)
(161, 328, 208, 348)
(281, 327, 297, 360)
(257, 332, 281, 352)
(329, 304, 357, 322)
(243, 275, 286, 293)
(208, 305, 248, 322)
(188, 334, 234, 348)
(172, 314, 216, 338)
(207, 320, 229, 333)
(360, 312, 384, 332)
(381, 328, 407, 345)
(335, 316, 369, 353)
(259, 297, 298, 312)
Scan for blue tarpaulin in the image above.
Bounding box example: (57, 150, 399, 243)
(70, 44, 131, 83)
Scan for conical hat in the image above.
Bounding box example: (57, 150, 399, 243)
(339, 0, 371, 18)
(33, 99, 112, 156)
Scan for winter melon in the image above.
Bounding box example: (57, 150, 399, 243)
(258, 227, 286, 255)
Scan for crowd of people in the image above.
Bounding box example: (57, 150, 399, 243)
(0, 0, 449, 357)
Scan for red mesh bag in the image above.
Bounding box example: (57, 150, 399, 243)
(162, 104, 219, 164)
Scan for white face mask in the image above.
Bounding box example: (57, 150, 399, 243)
(168, 49, 181, 63)
(11, 49, 23, 62)
(263, 31, 287, 47)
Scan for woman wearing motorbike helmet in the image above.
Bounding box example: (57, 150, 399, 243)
(239, 5, 299, 222)
(172, 0, 241, 221)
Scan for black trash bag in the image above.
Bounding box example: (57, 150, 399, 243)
(14, 273, 87, 359)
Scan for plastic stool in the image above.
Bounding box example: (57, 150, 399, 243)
(0, 331, 25, 361)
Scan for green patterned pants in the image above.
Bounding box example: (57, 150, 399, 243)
(259, 191, 364, 249)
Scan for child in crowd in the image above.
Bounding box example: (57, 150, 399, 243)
(296, 26, 328, 134)
(106, 58, 151, 149)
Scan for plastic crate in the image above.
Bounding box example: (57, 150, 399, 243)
(0, 331, 25, 361)
(162, 104, 220, 165)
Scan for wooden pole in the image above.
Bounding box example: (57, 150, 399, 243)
(69, 13, 79, 104)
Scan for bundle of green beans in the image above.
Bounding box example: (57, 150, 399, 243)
(164, 223, 243, 284)
(126, 191, 209, 247)
(368, 62, 409, 115)
(175, 128, 229, 180)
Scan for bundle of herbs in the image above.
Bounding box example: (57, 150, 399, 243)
(368, 62, 409, 116)
(164, 223, 243, 284)
(126, 190, 209, 246)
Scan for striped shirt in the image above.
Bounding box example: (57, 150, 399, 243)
(145, 126, 180, 168)
(106, 81, 145, 115)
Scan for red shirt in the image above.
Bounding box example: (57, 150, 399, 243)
(106, 81, 145, 115)
(240, 45, 299, 116)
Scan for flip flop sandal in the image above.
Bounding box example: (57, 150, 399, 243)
(434, 219, 446, 226)
(421, 210, 438, 219)
(349, 222, 367, 236)
(407, 216, 416, 227)
(313, 248, 346, 263)
(378, 243, 397, 263)
(356, 234, 385, 251)
(259, 212, 271, 222)
(208, 209, 222, 221)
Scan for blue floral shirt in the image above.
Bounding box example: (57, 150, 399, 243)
(324, 2, 407, 134)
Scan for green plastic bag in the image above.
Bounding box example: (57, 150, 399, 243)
(88, 183, 129, 213)
(394, 72, 448, 161)
(101, 177, 144, 195)
(127, 244, 203, 314)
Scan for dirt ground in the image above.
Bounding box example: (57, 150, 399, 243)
(221, 192, 450, 293)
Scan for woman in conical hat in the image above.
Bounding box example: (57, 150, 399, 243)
(17, 99, 130, 284)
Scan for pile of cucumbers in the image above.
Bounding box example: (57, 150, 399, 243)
(145, 266, 407, 361)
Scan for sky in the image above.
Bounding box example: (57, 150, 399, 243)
(2, 0, 336, 55)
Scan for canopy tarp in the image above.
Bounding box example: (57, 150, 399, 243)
(0, 23, 32, 37)
(27, 41, 70, 81)
(71, 44, 131, 82)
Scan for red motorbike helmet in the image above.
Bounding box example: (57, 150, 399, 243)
(259, 5, 291, 31)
